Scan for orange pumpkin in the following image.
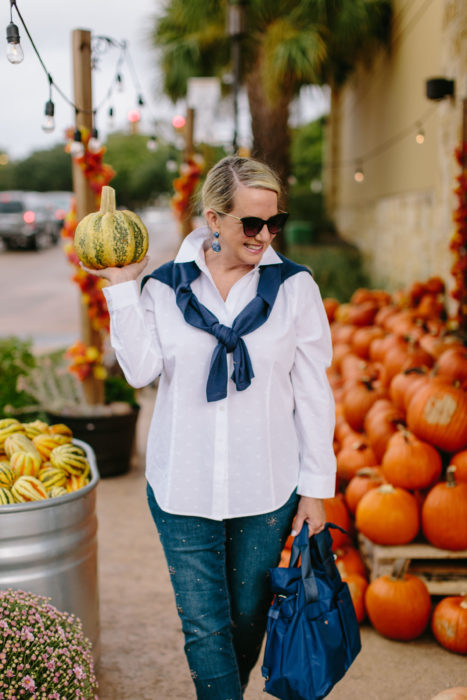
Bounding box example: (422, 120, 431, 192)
(450, 450, 467, 483)
(336, 440, 378, 482)
(421, 466, 467, 550)
(435, 347, 467, 386)
(351, 326, 386, 360)
(365, 566, 431, 640)
(334, 545, 367, 578)
(381, 429, 442, 490)
(342, 376, 387, 432)
(323, 298, 340, 323)
(430, 689, 467, 700)
(355, 484, 419, 545)
(389, 368, 430, 413)
(406, 379, 467, 453)
(431, 595, 467, 654)
(323, 494, 352, 549)
(342, 573, 368, 623)
(382, 340, 433, 387)
(363, 399, 405, 461)
(344, 467, 385, 515)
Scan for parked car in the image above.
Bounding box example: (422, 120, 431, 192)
(0, 191, 61, 250)
(41, 191, 74, 228)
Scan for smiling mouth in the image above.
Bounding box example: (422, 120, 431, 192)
(244, 243, 264, 253)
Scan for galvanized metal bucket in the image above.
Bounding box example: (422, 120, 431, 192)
(0, 439, 100, 663)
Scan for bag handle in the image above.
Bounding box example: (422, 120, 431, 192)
(289, 522, 347, 604)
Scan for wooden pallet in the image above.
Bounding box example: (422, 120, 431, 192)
(358, 534, 467, 595)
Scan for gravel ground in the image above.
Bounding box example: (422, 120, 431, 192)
(95, 387, 467, 700)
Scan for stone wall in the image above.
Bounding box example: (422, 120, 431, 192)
(326, 0, 466, 302)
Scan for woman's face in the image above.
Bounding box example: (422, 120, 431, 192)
(206, 184, 279, 267)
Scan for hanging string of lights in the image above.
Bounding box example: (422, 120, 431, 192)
(324, 103, 437, 182)
(4, 0, 158, 148)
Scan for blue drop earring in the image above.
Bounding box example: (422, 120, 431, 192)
(211, 231, 221, 252)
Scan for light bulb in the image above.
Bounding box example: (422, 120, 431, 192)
(87, 128, 101, 153)
(354, 164, 364, 183)
(116, 73, 124, 93)
(415, 128, 425, 144)
(146, 136, 158, 152)
(108, 107, 115, 129)
(70, 129, 85, 157)
(41, 100, 55, 133)
(6, 23, 24, 64)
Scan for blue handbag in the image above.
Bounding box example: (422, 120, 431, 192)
(261, 522, 361, 700)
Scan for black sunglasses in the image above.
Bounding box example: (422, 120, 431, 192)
(217, 211, 289, 237)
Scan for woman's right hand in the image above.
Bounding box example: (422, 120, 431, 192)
(81, 255, 150, 285)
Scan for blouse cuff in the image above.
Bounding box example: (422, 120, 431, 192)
(102, 280, 139, 311)
(296, 472, 336, 499)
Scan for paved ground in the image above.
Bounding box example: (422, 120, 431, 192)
(1, 214, 466, 699)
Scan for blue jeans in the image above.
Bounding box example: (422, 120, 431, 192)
(146, 483, 299, 700)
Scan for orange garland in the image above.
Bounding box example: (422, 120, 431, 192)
(61, 127, 116, 377)
(171, 155, 204, 222)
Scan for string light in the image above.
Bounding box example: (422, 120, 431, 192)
(116, 73, 124, 93)
(70, 128, 85, 158)
(41, 99, 55, 132)
(415, 122, 425, 144)
(146, 135, 158, 151)
(6, 21, 23, 63)
(87, 127, 102, 153)
(137, 94, 145, 107)
(354, 162, 364, 183)
(108, 106, 115, 129)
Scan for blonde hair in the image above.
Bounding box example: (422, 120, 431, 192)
(200, 156, 282, 214)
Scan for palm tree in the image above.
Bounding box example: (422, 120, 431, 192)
(151, 0, 392, 189)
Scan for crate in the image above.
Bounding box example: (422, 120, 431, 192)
(358, 534, 467, 595)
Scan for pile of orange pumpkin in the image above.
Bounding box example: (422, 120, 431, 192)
(281, 276, 467, 654)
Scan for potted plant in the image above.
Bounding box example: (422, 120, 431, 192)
(0, 588, 99, 698)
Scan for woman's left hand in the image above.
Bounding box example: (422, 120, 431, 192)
(291, 496, 326, 537)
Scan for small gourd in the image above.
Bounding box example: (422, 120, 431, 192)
(74, 186, 149, 269)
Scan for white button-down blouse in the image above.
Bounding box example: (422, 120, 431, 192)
(103, 226, 336, 520)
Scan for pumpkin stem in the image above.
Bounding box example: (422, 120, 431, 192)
(99, 186, 117, 215)
(391, 558, 410, 580)
(446, 465, 458, 488)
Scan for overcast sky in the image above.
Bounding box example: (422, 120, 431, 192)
(1, 0, 329, 162)
(1, 0, 175, 159)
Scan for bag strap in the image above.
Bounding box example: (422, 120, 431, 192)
(289, 522, 347, 604)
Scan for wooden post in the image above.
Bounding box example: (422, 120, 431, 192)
(181, 107, 195, 238)
(72, 28, 105, 405)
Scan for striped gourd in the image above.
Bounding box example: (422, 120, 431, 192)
(66, 473, 90, 492)
(0, 487, 15, 505)
(74, 186, 149, 270)
(5, 433, 41, 461)
(12, 476, 48, 502)
(50, 444, 89, 476)
(32, 433, 71, 461)
(49, 423, 73, 438)
(48, 485, 68, 499)
(0, 463, 15, 488)
(39, 467, 67, 490)
(10, 451, 42, 478)
(0, 419, 25, 451)
(22, 420, 50, 439)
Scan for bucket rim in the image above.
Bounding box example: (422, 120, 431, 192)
(0, 439, 99, 514)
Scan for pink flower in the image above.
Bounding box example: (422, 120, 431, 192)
(73, 664, 86, 680)
(21, 676, 36, 691)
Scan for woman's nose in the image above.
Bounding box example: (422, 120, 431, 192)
(255, 224, 273, 242)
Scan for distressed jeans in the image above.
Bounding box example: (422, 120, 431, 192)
(146, 483, 299, 700)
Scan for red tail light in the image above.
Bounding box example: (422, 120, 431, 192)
(23, 210, 35, 224)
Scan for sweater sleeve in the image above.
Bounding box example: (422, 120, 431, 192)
(102, 279, 164, 388)
(290, 273, 336, 498)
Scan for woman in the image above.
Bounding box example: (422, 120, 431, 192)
(95, 156, 336, 699)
